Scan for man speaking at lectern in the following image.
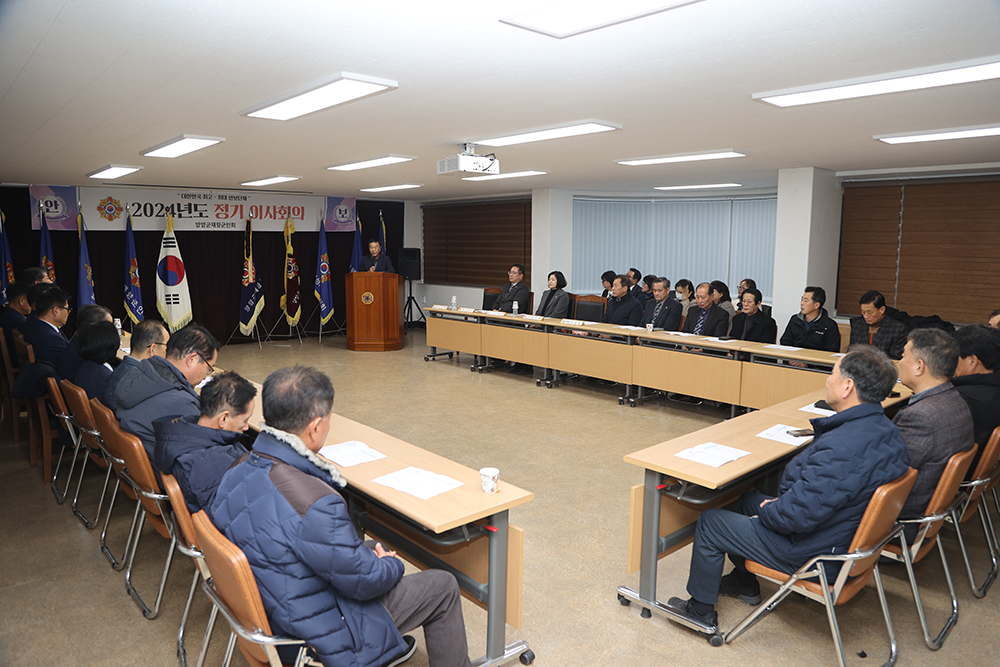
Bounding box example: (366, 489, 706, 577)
(361, 240, 395, 273)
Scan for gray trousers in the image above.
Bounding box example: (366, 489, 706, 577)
(381, 569, 472, 667)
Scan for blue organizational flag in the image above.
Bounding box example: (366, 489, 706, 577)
(349, 218, 363, 272)
(314, 222, 334, 325)
(39, 207, 56, 283)
(76, 212, 96, 306)
(238, 217, 265, 335)
(124, 213, 144, 324)
(0, 209, 14, 305)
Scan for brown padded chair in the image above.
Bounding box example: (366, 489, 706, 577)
(191, 511, 320, 667)
(725, 467, 918, 667)
(111, 416, 178, 619)
(59, 380, 112, 529)
(950, 426, 1000, 598)
(0, 332, 29, 444)
(90, 398, 138, 570)
(162, 473, 218, 667)
(573, 294, 606, 321)
(46, 376, 81, 503)
(883, 445, 977, 649)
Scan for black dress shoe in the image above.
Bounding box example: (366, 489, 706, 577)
(718, 572, 762, 606)
(666, 596, 718, 629)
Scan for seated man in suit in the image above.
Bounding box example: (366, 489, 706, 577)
(643, 277, 681, 331)
(360, 239, 395, 273)
(666, 345, 909, 634)
(730, 288, 776, 343)
(153, 371, 256, 513)
(849, 290, 908, 360)
(492, 263, 529, 314)
(19, 266, 52, 285)
(603, 274, 643, 326)
(951, 324, 1000, 472)
(20, 286, 71, 364)
(894, 328, 974, 520)
(0, 281, 32, 354)
(680, 283, 729, 337)
(627, 268, 644, 303)
(115, 323, 219, 459)
(735, 278, 756, 311)
(210, 366, 469, 667)
(56, 303, 112, 381)
(779, 286, 841, 352)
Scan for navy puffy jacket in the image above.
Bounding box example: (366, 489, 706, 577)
(754, 402, 910, 566)
(210, 429, 405, 667)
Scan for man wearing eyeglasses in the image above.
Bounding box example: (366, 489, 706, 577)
(492, 264, 529, 314)
(20, 285, 72, 364)
(115, 322, 220, 459)
(102, 319, 170, 413)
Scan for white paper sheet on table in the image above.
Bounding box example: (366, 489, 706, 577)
(671, 331, 698, 337)
(831, 353, 846, 357)
(319, 441, 386, 467)
(756, 424, 813, 447)
(799, 403, 835, 417)
(614, 325, 645, 330)
(372, 467, 464, 500)
(765, 344, 803, 351)
(700, 336, 728, 342)
(675, 442, 750, 468)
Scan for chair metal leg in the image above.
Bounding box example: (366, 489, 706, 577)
(178, 568, 202, 667)
(123, 508, 180, 619)
(99, 483, 133, 570)
(952, 506, 998, 598)
(872, 565, 900, 667)
(194, 603, 220, 667)
(897, 533, 956, 650)
(816, 566, 850, 667)
(221, 631, 237, 667)
(69, 452, 97, 528)
(725, 578, 796, 644)
(51, 434, 84, 504)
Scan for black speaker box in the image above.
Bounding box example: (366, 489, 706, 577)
(398, 247, 421, 281)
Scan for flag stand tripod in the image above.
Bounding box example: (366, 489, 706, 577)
(224, 320, 265, 349)
(263, 313, 304, 345)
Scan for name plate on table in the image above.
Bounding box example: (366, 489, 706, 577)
(458, 307, 476, 312)
(561, 319, 585, 325)
(432, 305, 448, 310)
(522, 314, 543, 321)
(489, 311, 506, 317)
(765, 344, 803, 351)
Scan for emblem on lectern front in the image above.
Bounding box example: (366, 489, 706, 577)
(361, 291, 375, 305)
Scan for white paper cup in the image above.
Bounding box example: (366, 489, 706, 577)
(480, 467, 500, 493)
(646, 323, 654, 333)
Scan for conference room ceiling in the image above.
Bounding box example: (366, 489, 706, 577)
(1, 0, 998, 203)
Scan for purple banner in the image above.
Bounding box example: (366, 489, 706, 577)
(30, 185, 79, 230)
(324, 196, 357, 232)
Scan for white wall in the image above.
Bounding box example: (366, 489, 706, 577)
(530, 188, 573, 296)
(772, 167, 843, 328)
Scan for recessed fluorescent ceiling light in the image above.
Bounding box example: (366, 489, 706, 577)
(462, 170, 549, 181)
(501, 0, 704, 39)
(359, 184, 423, 193)
(87, 165, 142, 179)
(654, 183, 741, 190)
(616, 150, 745, 166)
(327, 155, 414, 171)
(142, 134, 225, 158)
(875, 124, 1000, 144)
(755, 57, 1000, 108)
(242, 72, 398, 121)
(241, 175, 301, 187)
(476, 121, 620, 147)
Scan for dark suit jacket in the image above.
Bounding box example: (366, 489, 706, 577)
(359, 254, 395, 273)
(643, 297, 682, 331)
(0, 306, 26, 359)
(20, 317, 68, 364)
(849, 315, 908, 360)
(75, 360, 113, 400)
(603, 293, 643, 326)
(535, 288, 569, 318)
(492, 281, 529, 313)
(952, 371, 1000, 470)
(681, 304, 729, 337)
(894, 382, 975, 518)
(730, 310, 777, 343)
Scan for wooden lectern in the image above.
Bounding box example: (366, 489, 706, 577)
(345, 272, 404, 351)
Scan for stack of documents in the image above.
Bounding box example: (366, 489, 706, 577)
(373, 467, 464, 500)
(319, 441, 386, 467)
(675, 442, 750, 468)
(756, 424, 813, 447)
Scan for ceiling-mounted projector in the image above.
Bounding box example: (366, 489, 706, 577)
(437, 142, 500, 175)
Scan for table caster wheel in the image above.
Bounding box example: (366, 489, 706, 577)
(640, 607, 652, 619)
(470, 366, 476, 372)
(424, 356, 430, 361)
(618, 594, 630, 606)
(535, 379, 541, 387)
(448, 352, 454, 359)
(519, 649, 535, 665)
(707, 633, 724, 647)
(618, 397, 625, 405)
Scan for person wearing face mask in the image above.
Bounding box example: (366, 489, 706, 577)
(535, 271, 570, 319)
(674, 279, 696, 320)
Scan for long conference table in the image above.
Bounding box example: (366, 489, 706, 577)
(244, 386, 536, 666)
(424, 306, 848, 410)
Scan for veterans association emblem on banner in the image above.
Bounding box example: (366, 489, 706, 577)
(318, 255, 330, 283)
(129, 258, 141, 286)
(286, 257, 298, 279)
(97, 196, 124, 222)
